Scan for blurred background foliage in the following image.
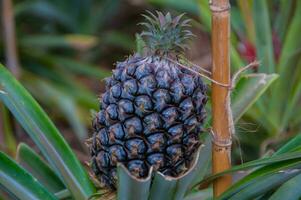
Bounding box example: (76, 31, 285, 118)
(1, 0, 301, 165)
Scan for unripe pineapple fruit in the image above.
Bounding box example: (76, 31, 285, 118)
(89, 11, 207, 189)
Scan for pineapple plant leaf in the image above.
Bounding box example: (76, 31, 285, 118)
(116, 164, 152, 200)
(0, 63, 96, 199)
(268, 173, 301, 200)
(0, 152, 57, 200)
(232, 73, 278, 122)
(16, 143, 65, 193)
(217, 160, 301, 200)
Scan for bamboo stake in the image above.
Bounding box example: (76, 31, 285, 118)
(210, 0, 232, 197)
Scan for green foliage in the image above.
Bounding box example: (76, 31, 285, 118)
(0, 64, 95, 199)
(0, 0, 130, 146)
(0, 152, 57, 200)
(1, 0, 301, 199)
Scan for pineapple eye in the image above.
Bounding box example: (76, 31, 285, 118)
(184, 115, 198, 133)
(109, 145, 127, 165)
(135, 63, 153, 79)
(97, 111, 106, 126)
(143, 113, 162, 135)
(118, 99, 134, 121)
(110, 83, 122, 98)
(105, 77, 118, 90)
(120, 69, 131, 82)
(183, 134, 199, 152)
(127, 160, 148, 177)
(138, 75, 157, 95)
(161, 107, 178, 128)
(170, 81, 185, 103)
(124, 117, 143, 136)
(121, 79, 138, 100)
(180, 73, 195, 95)
(156, 70, 172, 89)
(134, 95, 153, 117)
(102, 92, 110, 105)
(179, 97, 194, 120)
(167, 124, 184, 144)
(108, 123, 125, 141)
(147, 133, 166, 152)
(113, 69, 123, 81)
(125, 64, 137, 76)
(125, 138, 146, 155)
(147, 153, 165, 170)
(105, 104, 119, 124)
(153, 89, 171, 112)
(97, 128, 109, 146)
(96, 151, 110, 168)
(166, 144, 183, 164)
(192, 88, 207, 114)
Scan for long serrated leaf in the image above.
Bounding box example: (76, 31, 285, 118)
(270, 1, 301, 127)
(253, 0, 275, 73)
(274, 133, 301, 155)
(232, 73, 278, 122)
(117, 164, 152, 200)
(279, 58, 301, 132)
(194, 150, 301, 187)
(226, 169, 301, 200)
(16, 143, 65, 193)
(0, 64, 96, 199)
(268, 173, 301, 200)
(274, 0, 294, 41)
(0, 152, 57, 200)
(217, 161, 301, 200)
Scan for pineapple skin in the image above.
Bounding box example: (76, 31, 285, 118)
(90, 54, 207, 189)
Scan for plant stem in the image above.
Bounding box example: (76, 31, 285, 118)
(210, 0, 232, 197)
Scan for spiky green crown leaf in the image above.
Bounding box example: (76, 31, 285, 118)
(140, 11, 193, 56)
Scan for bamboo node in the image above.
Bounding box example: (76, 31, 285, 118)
(210, 129, 232, 148)
(209, 1, 230, 13)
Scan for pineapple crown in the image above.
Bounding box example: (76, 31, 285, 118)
(139, 11, 193, 56)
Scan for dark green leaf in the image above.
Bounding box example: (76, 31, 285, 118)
(253, 0, 275, 73)
(0, 152, 57, 200)
(195, 150, 301, 187)
(0, 64, 96, 199)
(16, 143, 65, 193)
(225, 169, 301, 200)
(232, 73, 278, 122)
(268, 173, 301, 200)
(217, 161, 301, 200)
(117, 164, 152, 200)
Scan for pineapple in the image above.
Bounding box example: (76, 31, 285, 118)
(89, 11, 207, 189)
